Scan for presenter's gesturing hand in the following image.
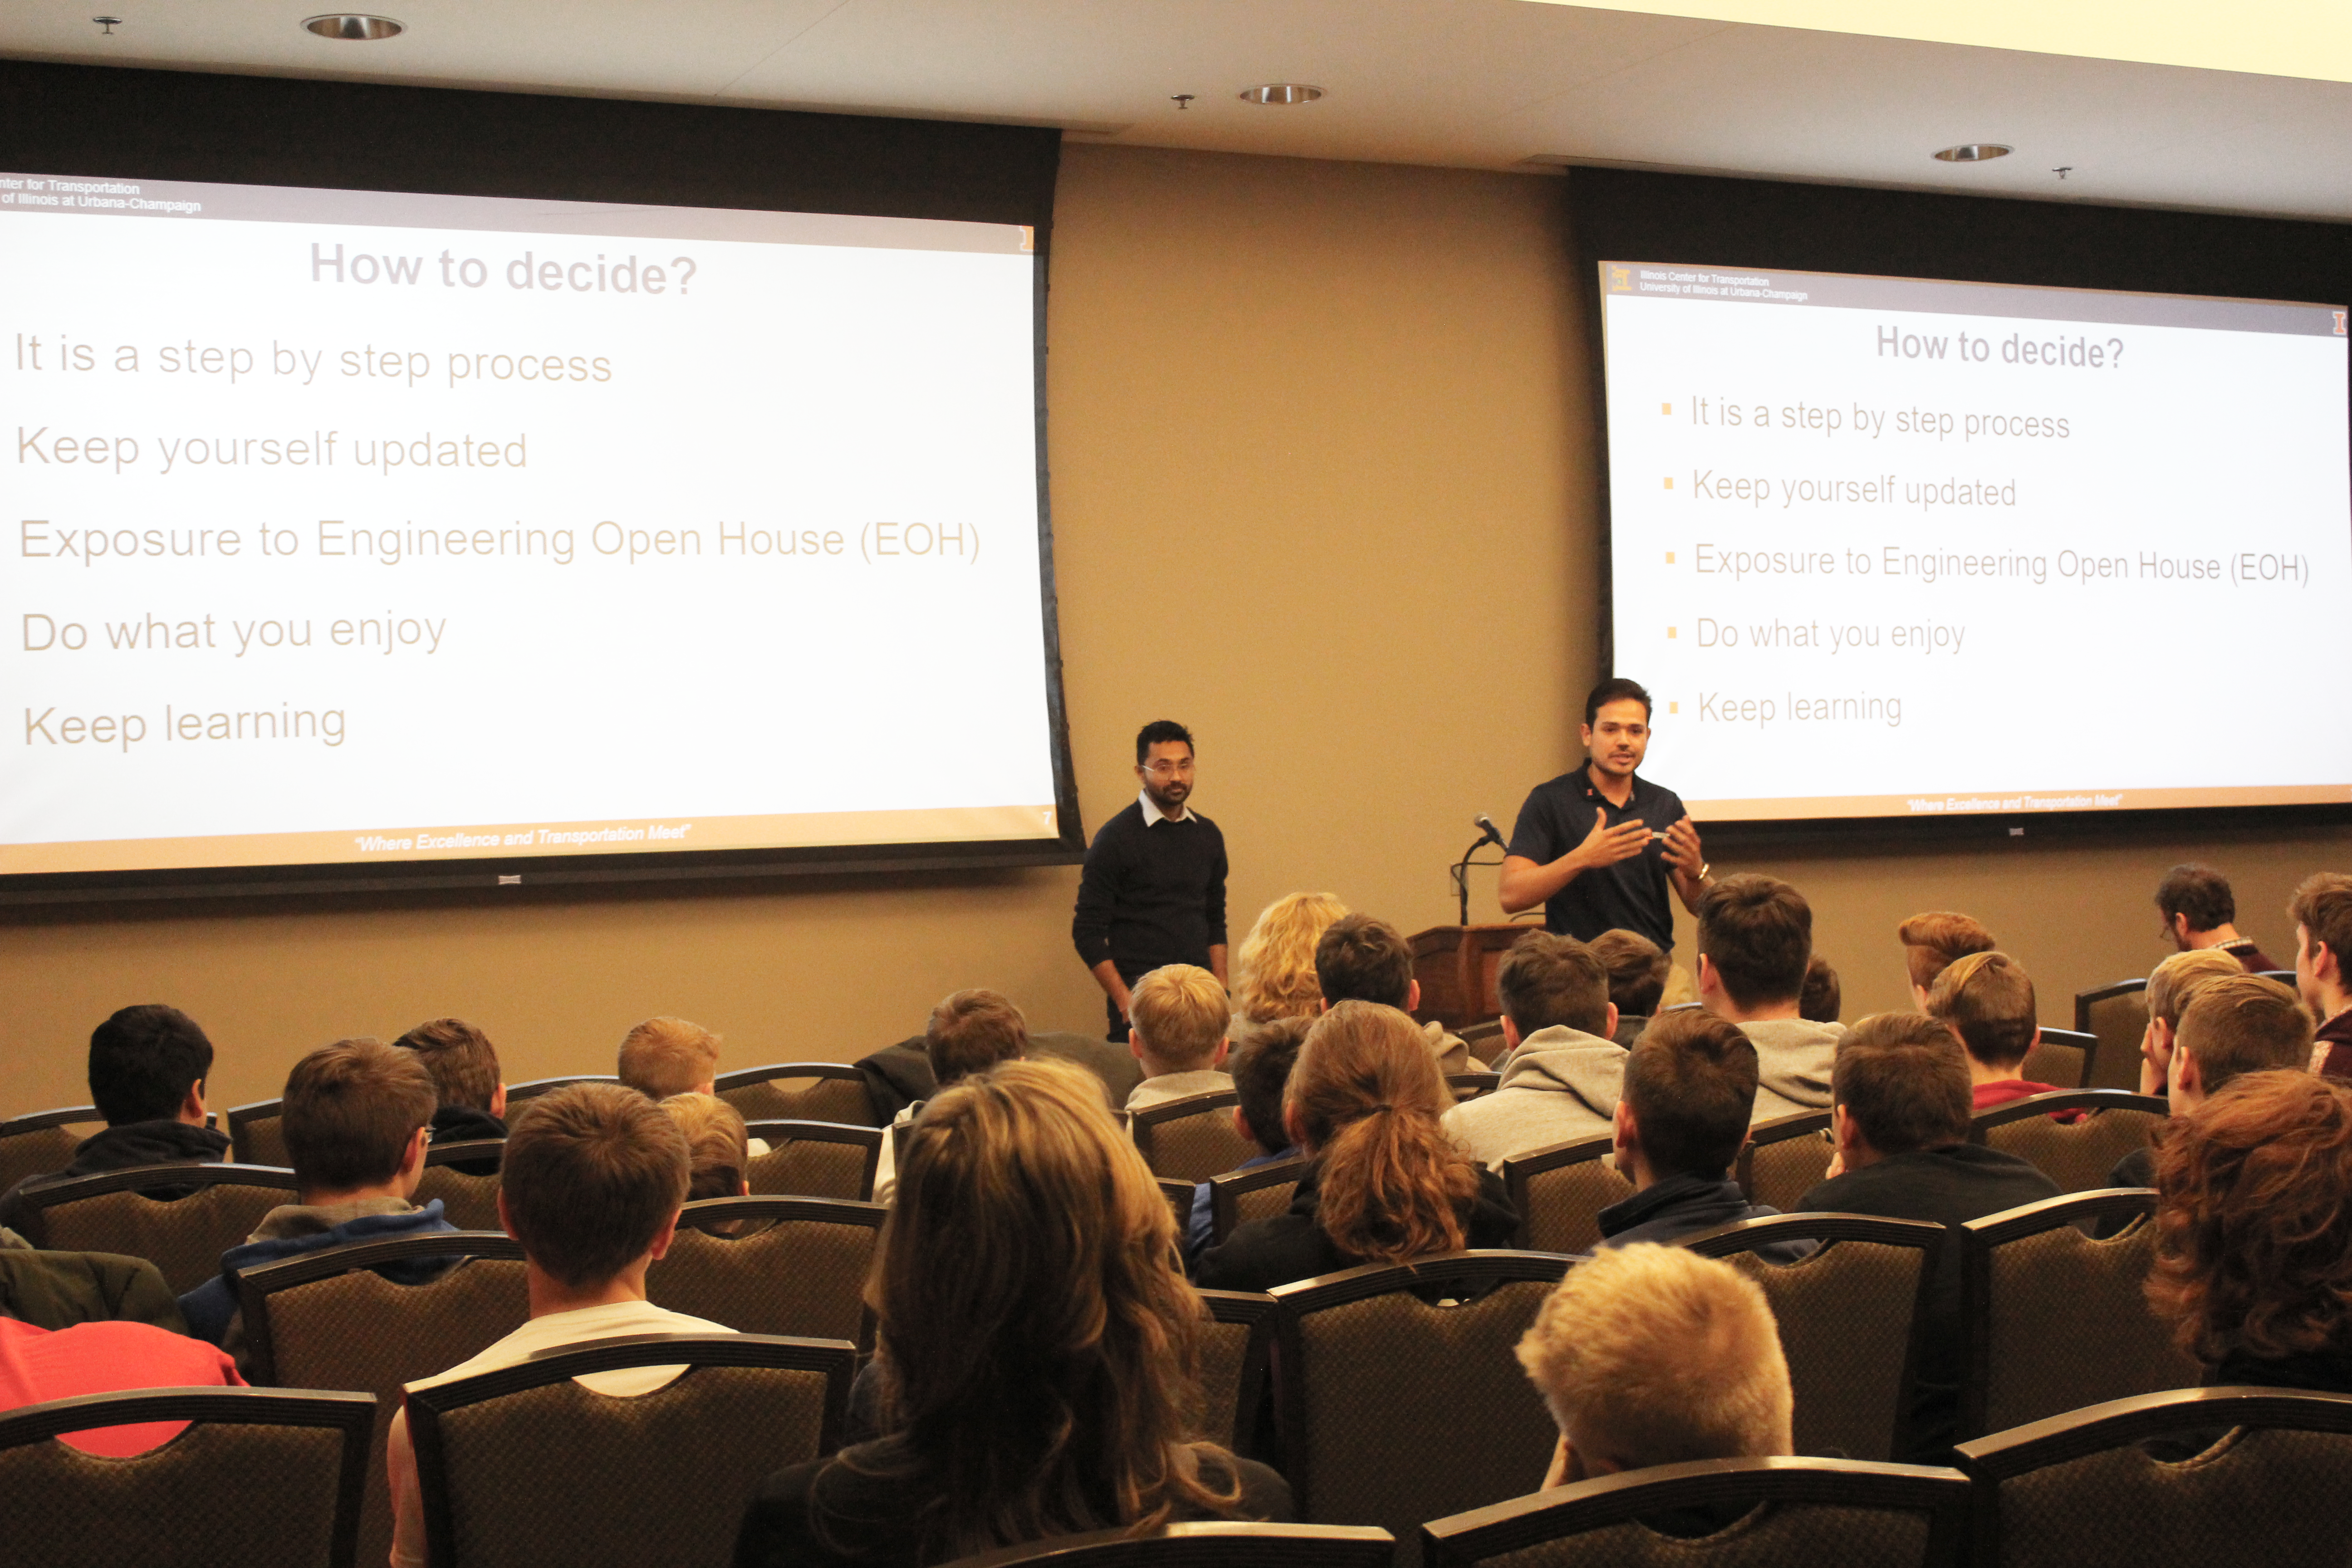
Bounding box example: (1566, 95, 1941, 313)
(1659, 815, 1710, 914)
(1578, 808, 1653, 869)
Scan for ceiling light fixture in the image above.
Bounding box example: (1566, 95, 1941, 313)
(303, 14, 403, 40)
(1933, 142, 2011, 162)
(1239, 84, 1324, 105)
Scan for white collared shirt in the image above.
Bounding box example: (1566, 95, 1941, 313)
(1139, 788, 1194, 826)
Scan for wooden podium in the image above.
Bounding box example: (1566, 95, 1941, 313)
(1411, 923, 1542, 1030)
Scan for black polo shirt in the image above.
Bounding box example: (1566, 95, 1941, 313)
(1506, 768, 1686, 950)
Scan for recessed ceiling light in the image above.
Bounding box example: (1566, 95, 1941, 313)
(303, 14, 403, 40)
(1933, 142, 2011, 162)
(1239, 84, 1324, 105)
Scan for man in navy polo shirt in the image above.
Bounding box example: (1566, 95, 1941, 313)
(1499, 677, 1709, 956)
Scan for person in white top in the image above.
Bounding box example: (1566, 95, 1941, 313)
(1124, 965, 1234, 1113)
(386, 1082, 735, 1568)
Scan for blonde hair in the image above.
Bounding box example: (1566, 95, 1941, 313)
(2148, 948, 2247, 1029)
(1516, 1244, 1792, 1468)
(618, 1015, 722, 1099)
(660, 1091, 750, 1202)
(1128, 965, 1230, 1071)
(1232, 892, 1350, 1021)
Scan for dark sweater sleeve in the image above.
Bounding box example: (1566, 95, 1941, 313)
(734, 1460, 831, 1568)
(1205, 828, 1229, 949)
(1071, 825, 1128, 968)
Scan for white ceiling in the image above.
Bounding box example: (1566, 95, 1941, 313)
(5, 0, 2349, 222)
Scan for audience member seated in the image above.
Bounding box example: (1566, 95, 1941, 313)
(1514, 1243, 1792, 1533)
(1230, 891, 1349, 1023)
(1798, 1012, 2059, 1459)
(1896, 911, 1995, 1009)
(1925, 951, 2067, 1112)
(619, 1014, 726, 1099)
(1314, 913, 1473, 1073)
(0, 1004, 228, 1237)
(1590, 928, 1668, 1048)
(2148, 1069, 2352, 1395)
(389, 1083, 732, 1568)
(2291, 872, 2352, 1079)
(733, 1059, 1290, 1568)
(0, 1306, 244, 1456)
(1195, 1001, 1515, 1292)
(394, 1016, 508, 1145)
(1125, 965, 1235, 1112)
(877, 990, 1030, 1204)
(1596, 1011, 1812, 1261)
(1695, 876, 1839, 1119)
(2134, 949, 2251, 1100)
(179, 1039, 460, 1366)
(2156, 862, 2280, 972)
(1185, 1015, 1308, 1265)
(2110, 972, 2313, 1191)
(1442, 932, 1625, 1170)
(662, 1092, 752, 1201)
(1799, 954, 1841, 1025)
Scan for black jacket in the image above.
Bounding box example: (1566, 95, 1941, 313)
(1194, 1160, 1520, 1293)
(1597, 1173, 1816, 1263)
(429, 1104, 507, 1175)
(0, 1118, 230, 1236)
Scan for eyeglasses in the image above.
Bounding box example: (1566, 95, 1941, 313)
(1141, 759, 1196, 779)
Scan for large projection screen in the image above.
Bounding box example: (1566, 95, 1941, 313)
(2, 168, 1075, 890)
(1601, 260, 2352, 824)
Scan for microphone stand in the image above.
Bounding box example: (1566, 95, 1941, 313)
(1451, 836, 1504, 926)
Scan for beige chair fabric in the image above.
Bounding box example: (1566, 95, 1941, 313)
(232, 1112, 289, 1168)
(0, 1115, 98, 1194)
(718, 1070, 876, 1127)
(412, 1166, 503, 1231)
(1484, 1504, 1937, 1568)
(2081, 989, 2150, 1092)
(1193, 1295, 1275, 1452)
(1132, 1098, 1257, 1184)
(1744, 1127, 1834, 1215)
(2019, 1038, 2087, 1091)
(31, 1179, 296, 1294)
(645, 1204, 882, 1344)
(1981, 1107, 2163, 1194)
(1509, 1157, 1632, 1256)
(744, 1127, 879, 1201)
(1725, 1240, 1926, 1463)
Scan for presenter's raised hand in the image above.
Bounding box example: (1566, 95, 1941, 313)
(1578, 808, 1652, 869)
(1659, 816, 1705, 876)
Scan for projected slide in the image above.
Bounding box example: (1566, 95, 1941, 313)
(2, 172, 1060, 876)
(1602, 261, 2352, 821)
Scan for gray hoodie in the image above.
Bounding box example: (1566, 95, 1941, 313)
(1739, 1016, 1844, 1120)
(1441, 1024, 1627, 1171)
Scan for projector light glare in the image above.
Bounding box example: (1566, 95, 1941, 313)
(1933, 142, 2012, 162)
(1239, 84, 1324, 105)
(303, 14, 403, 40)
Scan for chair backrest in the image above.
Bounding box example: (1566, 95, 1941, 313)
(406, 1331, 854, 1568)
(1957, 1191, 2201, 1442)
(0, 1105, 103, 1194)
(1954, 1387, 2352, 1568)
(2073, 981, 2149, 1092)
(1970, 1091, 2168, 1194)
(1683, 1215, 1944, 1463)
(226, 1098, 288, 1166)
(1447, 1072, 1501, 1103)
(647, 1196, 886, 1347)
(1156, 1178, 1198, 1232)
(1195, 1290, 1279, 1455)
(1501, 1135, 1631, 1255)
(938, 1522, 1396, 1568)
(1270, 1250, 1573, 1535)
(742, 1119, 882, 1201)
(1131, 1092, 1257, 1183)
(14, 1163, 304, 1293)
(0, 1387, 376, 1568)
(1458, 1018, 1508, 1066)
(716, 1063, 877, 1126)
(413, 1142, 505, 1231)
(1420, 1454, 1970, 1568)
(502, 1075, 620, 1106)
(1738, 1110, 1835, 1213)
(1208, 1156, 1312, 1247)
(238, 1232, 530, 1568)
(2019, 1028, 2097, 1092)
(2257, 969, 2297, 986)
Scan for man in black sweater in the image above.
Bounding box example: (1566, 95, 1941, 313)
(1071, 720, 1228, 1043)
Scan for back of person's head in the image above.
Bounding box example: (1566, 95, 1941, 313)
(1313, 914, 1414, 1009)
(1232, 892, 1349, 1022)
(2148, 948, 2248, 1029)
(1925, 951, 2037, 1072)
(2175, 974, 2314, 1094)
(1230, 1014, 1311, 1154)
(281, 1038, 438, 1192)
(87, 1004, 213, 1126)
(1127, 965, 1230, 1071)
(1799, 955, 1842, 1024)
(1590, 929, 1669, 1019)
(872, 1058, 1226, 1554)
(1496, 932, 1611, 1037)
(1287, 1000, 1478, 1264)
(2150, 1071, 2352, 1365)
(2156, 864, 2236, 934)
(617, 1015, 721, 1099)
(1583, 676, 1654, 725)
(1696, 875, 1812, 1009)
(393, 1017, 500, 1112)
(501, 1082, 690, 1289)
(1134, 718, 1194, 763)
(1897, 911, 1996, 993)
(925, 989, 1029, 1086)
(659, 1091, 750, 1202)
(1832, 1012, 1972, 1155)
(1516, 1243, 1791, 1470)
(1623, 1010, 1758, 1180)
(2289, 872, 2352, 977)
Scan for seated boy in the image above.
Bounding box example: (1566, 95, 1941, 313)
(621, 1015, 769, 1158)
(394, 1017, 507, 1144)
(386, 1082, 731, 1568)
(1186, 1014, 1309, 1264)
(1124, 964, 1233, 1112)
(1589, 929, 1669, 1049)
(178, 1039, 460, 1367)
(875, 990, 1029, 1205)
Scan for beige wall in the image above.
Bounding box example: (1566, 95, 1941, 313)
(3, 143, 2344, 1117)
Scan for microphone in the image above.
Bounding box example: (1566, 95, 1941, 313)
(1474, 813, 1508, 852)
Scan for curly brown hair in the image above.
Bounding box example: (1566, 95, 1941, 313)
(2147, 1069, 2352, 1365)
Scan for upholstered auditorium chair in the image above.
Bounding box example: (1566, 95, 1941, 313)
(225, 1098, 289, 1166)
(13, 1163, 302, 1293)
(1131, 1093, 1257, 1184)
(2018, 1028, 2096, 1092)
(500, 1074, 620, 1107)
(1737, 1111, 1835, 1213)
(934, 1523, 1396, 1568)
(2073, 980, 2149, 1092)
(1501, 1135, 1631, 1256)
(0, 1104, 103, 1192)
(1208, 1157, 1313, 1249)
(1970, 1091, 2167, 1194)
(648, 1196, 884, 1348)
(743, 1120, 882, 1201)
(1446, 1073, 1501, 1103)
(412, 1142, 505, 1231)
(1194, 1290, 1279, 1454)
(715, 1062, 877, 1126)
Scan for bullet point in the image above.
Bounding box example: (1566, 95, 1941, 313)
(1661, 402, 1672, 415)
(1670, 701, 1680, 714)
(1667, 626, 1678, 639)
(1662, 476, 1673, 490)
(1665, 551, 1676, 564)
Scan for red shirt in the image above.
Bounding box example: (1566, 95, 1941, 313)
(1972, 1079, 2087, 1123)
(0, 1318, 244, 1455)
